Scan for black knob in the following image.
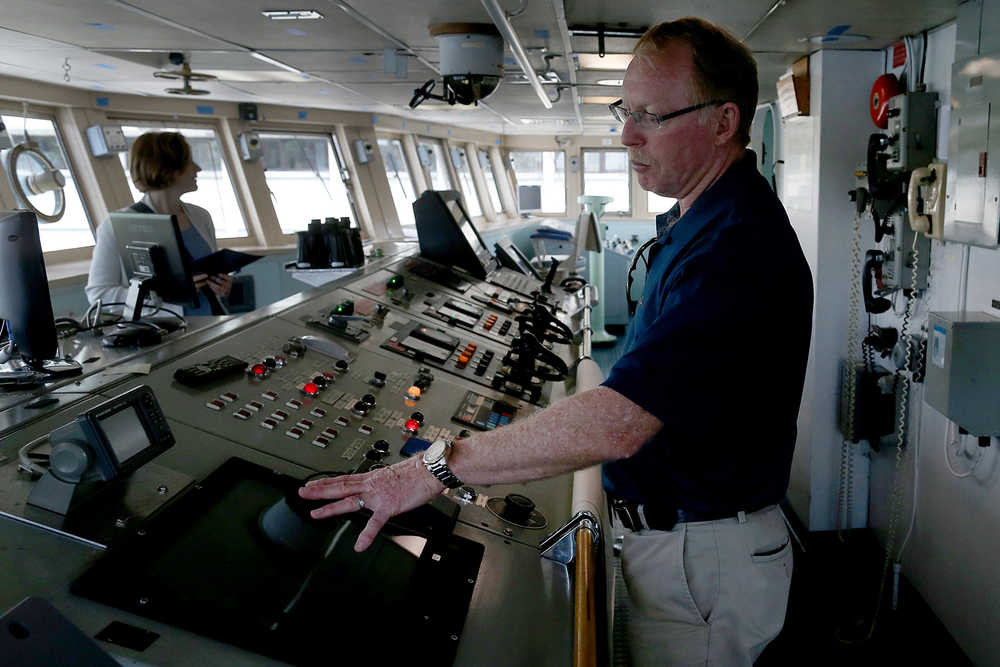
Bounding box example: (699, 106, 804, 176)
(386, 275, 405, 290)
(313, 375, 328, 388)
(361, 393, 376, 407)
(335, 359, 349, 372)
(334, 300, 355, 316)
(458, 429, 472, 439)
(501, 494, 535, 522)
(264, 357, 277, 368)
(409, 411, 424, 424)
(352, 401, 370, 416)
(365, 448, 387, 461)
(371, 371, 386, 387)
(372, 439, 390, 453)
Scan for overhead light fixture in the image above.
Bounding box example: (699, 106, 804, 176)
(261, 10, 324, 20)
(798, 32, 871, 45)
(596, 79, 623, 86)
(251, 51, 304, 75)
(578, 54, 632, 71)
(581, 95, 618, 105)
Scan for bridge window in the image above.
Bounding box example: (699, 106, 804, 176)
(258, 132, 354, 234)
(451, 147, 482, 218)
(508, 150, 565, 214)
(377, 137, 417, 236)
(582, 149, 631, 214)
(118, 125, 248, 239)
(647, 192, 678, 214)
(478, 149, 504, 216)
(417, 138, 453, 191)
(1, 113, 93, 252)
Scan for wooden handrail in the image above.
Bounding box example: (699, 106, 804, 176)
(573, 524, 597, 667)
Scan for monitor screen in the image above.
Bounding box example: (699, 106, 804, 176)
(98, 404, 152, 466)
(445, 199, 490, 257)
(518, 185, 542, 212)
(414, 190, 493, 279)
(109, 212, 199, 307)
(0, 210, 58, 363)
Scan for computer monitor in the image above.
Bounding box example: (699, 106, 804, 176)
(517, 185, 541, 213)
(413, 190, 493, 279)
(0, 210, 59, 366)
(494, 236, 541, 279)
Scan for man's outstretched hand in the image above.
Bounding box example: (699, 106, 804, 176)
(298, 456, 444, 552)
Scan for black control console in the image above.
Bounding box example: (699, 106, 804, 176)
(27, 385, 174, 515)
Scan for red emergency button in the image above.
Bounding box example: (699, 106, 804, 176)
(302, 382, 319, 396)
(251, 363, 268, 377)
(404, 419, 420, 434)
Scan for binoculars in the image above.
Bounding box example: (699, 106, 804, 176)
(296, 217, 364, 269)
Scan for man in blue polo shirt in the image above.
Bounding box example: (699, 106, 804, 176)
(300, 16, 812, 666)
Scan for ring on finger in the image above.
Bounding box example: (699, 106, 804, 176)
(357, 497, 365, 510)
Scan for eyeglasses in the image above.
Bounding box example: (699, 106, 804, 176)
(609, 99, 725, 129)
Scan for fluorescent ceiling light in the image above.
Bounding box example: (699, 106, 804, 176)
(250, 51, 304, 74)
(581, 95, 618, 104)
(798, 32, 870, 45)
(197, 69, 306, 82)
(597, 79, 623, 86)
(261, 10, 324, 20)
(578, 54, 632, 70)
(520, 118, 534, 124)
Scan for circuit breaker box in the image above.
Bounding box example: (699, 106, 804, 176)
(944, 51, 1000, 247)
(925, 312, 1000, 435)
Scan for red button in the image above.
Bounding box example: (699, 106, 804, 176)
(404, 419, 420, 433)
(251, 364, 267, 376)
(303, 382, 319, 396)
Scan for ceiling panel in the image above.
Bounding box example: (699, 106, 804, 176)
(0, 0, 964, 135)
(0, 0, 228, 49)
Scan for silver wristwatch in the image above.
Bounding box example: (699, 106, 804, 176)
(422, 439, 463, 489)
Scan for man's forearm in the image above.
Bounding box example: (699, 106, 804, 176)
(447, 386, 662, 486)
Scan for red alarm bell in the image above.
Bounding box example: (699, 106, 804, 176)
(870, 73, 902, 129)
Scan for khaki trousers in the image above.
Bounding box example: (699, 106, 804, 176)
(621, 504, 792, 666)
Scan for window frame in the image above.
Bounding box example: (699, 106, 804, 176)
(508, 149, 568, 216)
(254, 129, 358, 237)
(0, 106, 97, 262)
(477, 147, 506, 219)
(415, 136, 454, 193)
(375, 133, 420, 237)
(580, 147, 632, 216)
(114, 119, 252, 242)
(447, 142, 485, 223)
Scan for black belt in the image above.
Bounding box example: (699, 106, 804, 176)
(609, 497, 772, 532)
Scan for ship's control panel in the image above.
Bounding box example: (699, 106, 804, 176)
(0, 239, 593, 666)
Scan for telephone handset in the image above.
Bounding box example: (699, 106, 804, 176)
(908, 162, 947, 239)
(863, 250, 891, 314)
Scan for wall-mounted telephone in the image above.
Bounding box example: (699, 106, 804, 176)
(863, 250, 891, 314)
(908, 162, 947, 239)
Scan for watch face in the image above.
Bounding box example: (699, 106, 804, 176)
(423, 440, 445, 463)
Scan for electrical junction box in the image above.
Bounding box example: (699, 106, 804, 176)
(237, 132, 262, 162)
(884, 91, 937, 172)
(86, 125, 127, 158)
(925, 311, 1000, 435)
(880, 210, 930, 292)
(944, 50, 1000, 247)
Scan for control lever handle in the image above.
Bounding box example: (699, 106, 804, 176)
(541, 259, 559, 294)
